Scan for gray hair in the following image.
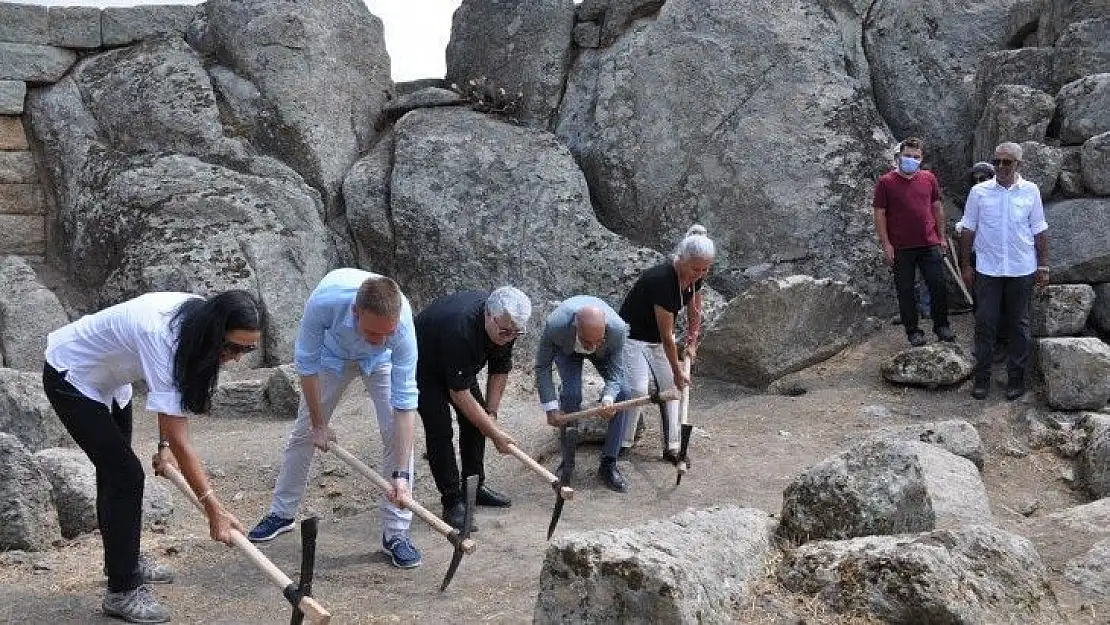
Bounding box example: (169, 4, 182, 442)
(995, 142, 1023, 161)
(674, 224, 716, 261)
(486, 286, 532, 330)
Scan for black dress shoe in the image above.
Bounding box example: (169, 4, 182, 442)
(971, 377, 990, 400)
(599, 459, 627, 493)
(1005, 377, 1026, 401)
(662, 450, 681, 466)
(474, 484, 511, 508)
(442, 501, 477, 533)
(907, 330, 927, 347)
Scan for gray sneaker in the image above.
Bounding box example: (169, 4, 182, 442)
(104, 553, 174, 584)
(102, 584, 170, 623)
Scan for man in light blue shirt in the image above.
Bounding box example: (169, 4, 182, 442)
(247, 269, 422, 568)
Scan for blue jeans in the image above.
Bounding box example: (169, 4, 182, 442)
(554, 350, 629, 460)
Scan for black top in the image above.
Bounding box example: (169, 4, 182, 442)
(619, 262, 703, 343)
(414, 291, 514, 390)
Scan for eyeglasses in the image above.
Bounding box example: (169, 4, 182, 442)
(222, 340, 257, 355)
(973, 174, 992, 183)
(493, 318, 524, 339)
(991, 158, 1018, 167)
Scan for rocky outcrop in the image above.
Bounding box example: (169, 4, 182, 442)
(0, 433, 61, 551)
(33, 447, 96, 538)
(1055, 73, 1110, 146)
(0, 367, 68, 452)
(698, 276, 871, 387)
(861, 420, 984, 470)
(1044, 199, 1110, 283)
(973, 84, 1055, 161)
(1082, 131, 1110, 195)
(0, 256, 68, 370)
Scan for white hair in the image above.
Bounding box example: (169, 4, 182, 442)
(486, 286, 532, 330)
(674, 224, 716, 261)
(996, 142, 1023, 161)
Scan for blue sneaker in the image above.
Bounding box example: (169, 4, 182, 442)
(247, 513, 294, 543)
(382, 534, 422, 569)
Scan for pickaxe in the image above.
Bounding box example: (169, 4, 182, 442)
(505, 443, 574, 539)
(547, 387, 682, 427)
(328, 443, 476, 592)
(289, 517, 318, 625)
(160, 465, 331, 624)
(675, 357, 693, 485)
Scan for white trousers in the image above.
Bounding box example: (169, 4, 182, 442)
(270, 362, 414, 539)
(620, 338, 680, 452)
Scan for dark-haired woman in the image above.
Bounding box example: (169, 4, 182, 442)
(42, 290, 261, 623)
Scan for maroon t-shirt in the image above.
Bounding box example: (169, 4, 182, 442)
(873, 169, 942, 249)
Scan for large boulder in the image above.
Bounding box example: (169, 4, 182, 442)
(972, 85, 1055, 162)
(1045, 198, 1110, 283)
(1039, 0, 1110, 46)
(1082, 131, 1110, 196)
(0, 368, 68, 452)
(32, 447, 96, 538)
(0, 433, 61, 551)
(880, 343, 974, 388)
(574, 0, 667, 48)
(197, 0, 393, 217)
(100, 5, 199, 46)
(1078, 414, 1110, 498)
(861, 420, 984, 470)
(697, 276, 870, 387)
(779, 440, 992, 544)
(1065, 538, 1110, 598)
(0, 43, 76, 83)
(1032, 284, 1095, 337)
(779, 525, 1059, 624)
(1037, 337, 1110, 410)
(347, 107, 664, 334)
(1056, 73, 1110, 146)
(0, 256, 68, 370)
(25, 38, 338, 365)
(556, 0, 894, 301)
(865, 0, 1018, 187)
(265, 364, 302, 420)
(534, 506, 776, 624)
(1057, 17, 1110, 54)
(446, 0, 575, 128)
(1018, 141, 1063, 199)
(974, 47, 1110, 116)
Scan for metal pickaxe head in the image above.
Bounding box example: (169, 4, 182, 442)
(546, 479, 575, 540)
(675, 424, 694, 485)
(440, 475, 479, 592)
(289, 517, 319, 625)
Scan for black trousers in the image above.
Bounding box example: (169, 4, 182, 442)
(972, 272, 1035, 382)
(42, 363, 144, 593)
(417, 377, 487, 507)
(893, 245, 949, 334)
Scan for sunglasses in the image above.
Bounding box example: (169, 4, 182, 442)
(222, 340, 257, 355)
(493, 318, 524, 339)
(973, 174, 992, 183)
(991, 158, 1018, 166)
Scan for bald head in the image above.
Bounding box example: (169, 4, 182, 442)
(574, 305, 607, 352)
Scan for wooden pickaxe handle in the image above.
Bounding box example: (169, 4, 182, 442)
(677, 358, 692, 479)
(329, 444, 476, 554)
(160, 465, 332, 624)
(506, 443, 574, 500)
(550, 388, 682, 426)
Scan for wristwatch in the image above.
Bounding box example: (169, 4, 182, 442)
(157, 439, 171, 451)
(391, 470, 411, 480)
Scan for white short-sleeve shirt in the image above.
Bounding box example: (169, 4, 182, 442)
(45, 292, 201, 415)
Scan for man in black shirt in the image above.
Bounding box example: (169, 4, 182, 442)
(415, 287, 531, 530)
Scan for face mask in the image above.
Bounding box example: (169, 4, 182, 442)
(574, 335, 596, 355)
(899, 156, 921, 174)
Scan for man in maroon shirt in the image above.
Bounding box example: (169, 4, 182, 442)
(873, 137, 954, 347)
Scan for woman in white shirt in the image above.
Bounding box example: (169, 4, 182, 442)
(42, 290, 262, 624)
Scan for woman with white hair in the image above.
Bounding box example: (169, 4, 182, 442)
(413, 286, 532, 531)
(618, 225, 715, 463)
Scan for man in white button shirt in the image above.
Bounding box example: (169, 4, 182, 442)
(959, 142, 1049, 401)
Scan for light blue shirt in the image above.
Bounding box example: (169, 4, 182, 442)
(294, 269, 418, 411)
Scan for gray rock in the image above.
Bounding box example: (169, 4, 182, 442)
(1058, 171, 1086, 197)
(576, 0, 666, 48)
(1078, 414, 1110, 498)
(573, 21, 601, 48)
(1038, 337, 1110, 410)
(1056, 73, 1110, 146)
(1057, 17, 1110, 54)
(975, 47, 1110, 112)
(880, 342, 973, 388)
(1032, 284, 1095, 337)
(1018, 141, 1063, 199)
(0, 256, 69, 371)
(0, 3, 48, 44)
(779, 440, 992, 544)
(1013, 407, 1088, 457)
(264, 364, 301, 420)
(32, 448, 96, 539)
(378, 87, 462, 130)
(0, 116, 28, 151)
(200, 0, 393, 215)
(1094, 283, 1110, 333)
(972, 85, 1055, 162)
(344, 132, 395, 275)
(142, 476, 173, 526)
(558, 0, 894, 302)
(1039, 0, 1110, 46)
(863, 420, 984, 470)
(0, 43, 76, 83)
(698, 276, 870, 388)
(370, 107, 664, 337)
(100, 5, 199, 46)
(210, 376, 268, 420)
(0, 81, 26, 115)
(0, 368, 68, 452)
(1065, 538, 1110, 598)
(48, 6, 102, 49)
(779, 525, 1059, 624)
(866, 0, 1016, 187)
(1082, 131, 1110, 196)
(0, 151, 36, 184)
(0, 433, 61, 551)
(446, 0, 574, 128)
(1045, 199, 1110, 283)
(1048, 497, 1110, 535)
(534, 506, 776, 624)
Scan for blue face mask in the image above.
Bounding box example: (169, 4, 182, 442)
(899, 156, 921, 174)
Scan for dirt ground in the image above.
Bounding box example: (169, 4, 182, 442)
(2, 313, 1108, 624)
